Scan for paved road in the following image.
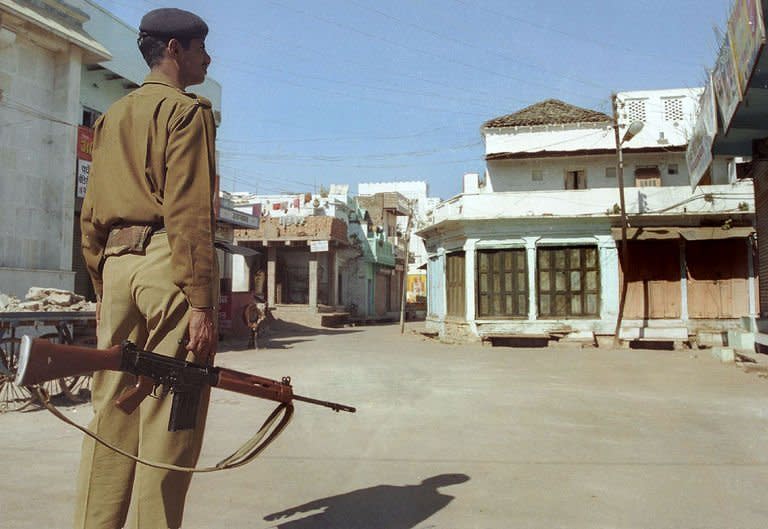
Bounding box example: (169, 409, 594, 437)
(1, 322, 767, 529)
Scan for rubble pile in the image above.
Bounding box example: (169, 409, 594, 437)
(0, 288, 97, 313)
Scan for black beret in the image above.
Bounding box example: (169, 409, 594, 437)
(139, 8, 208, 40)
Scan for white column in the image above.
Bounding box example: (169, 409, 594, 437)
(595, 235, 619, 322)
(524, 237, 538, 320)
(748, 236, 757, 316)
(55, 45, 82, 275)
(465, 239, 476, 322)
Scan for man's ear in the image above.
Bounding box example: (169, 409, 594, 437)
(166, 38, 181, 59)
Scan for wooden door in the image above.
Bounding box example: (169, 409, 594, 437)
(686, 239, 749, 318)
(620, 240, 681, 319)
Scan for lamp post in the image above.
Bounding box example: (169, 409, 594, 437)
(612, 93, 644, 347)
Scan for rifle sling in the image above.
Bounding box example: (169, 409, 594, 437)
(31, 386, 294, 473)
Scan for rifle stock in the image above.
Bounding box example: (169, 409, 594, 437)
(15, 336, 122, 386)
(15, 336, 355, 430)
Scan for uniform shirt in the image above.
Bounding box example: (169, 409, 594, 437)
(81, 71, 217, 308)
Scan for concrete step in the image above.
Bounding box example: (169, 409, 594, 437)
(620, 326, 689, 340)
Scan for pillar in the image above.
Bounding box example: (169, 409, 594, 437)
(267, 245, 276, 306)
(309, 251, 318, 312)
(524, 237, 539, 321)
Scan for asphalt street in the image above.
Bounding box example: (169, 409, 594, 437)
(1, 322, 767, 529)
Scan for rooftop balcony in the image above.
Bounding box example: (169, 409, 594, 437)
(427, 181, 754, 227)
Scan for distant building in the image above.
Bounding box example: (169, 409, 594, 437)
(358, 181, 440, 304)
(419, 91, 755, 345)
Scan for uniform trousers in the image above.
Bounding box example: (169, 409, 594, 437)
(74, 232, 218, 529)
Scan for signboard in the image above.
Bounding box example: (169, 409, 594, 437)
(712, 34, 742, 128)
(728, 0, 766, 94)
(75, 126, 93, 198)
(310, 240, 329, 252)
(687, 76, 718, 189)
(218, 206, 260, 228)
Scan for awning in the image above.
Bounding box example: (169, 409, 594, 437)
(214, 241, 260, 257)
(611, 226, 754, 241)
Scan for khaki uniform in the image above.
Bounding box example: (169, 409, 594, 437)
(78, 71, 218, 529)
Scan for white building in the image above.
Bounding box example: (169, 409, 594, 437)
(419, 91, 756, 344)
(358, 181, 440, 303)
(0, 0, 223, 299)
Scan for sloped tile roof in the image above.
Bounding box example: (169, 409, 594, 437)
(483, 99, 612, 128)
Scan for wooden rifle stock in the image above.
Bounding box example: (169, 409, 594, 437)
(15, 336, 356, 427)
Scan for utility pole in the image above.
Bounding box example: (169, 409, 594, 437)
(399, 200, 413, 334)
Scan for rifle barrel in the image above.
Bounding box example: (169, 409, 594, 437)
(293, 393, 356, 413)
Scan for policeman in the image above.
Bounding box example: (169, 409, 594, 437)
(79, 8, 218, 529)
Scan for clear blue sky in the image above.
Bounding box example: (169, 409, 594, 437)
(93, 0, 730, 199)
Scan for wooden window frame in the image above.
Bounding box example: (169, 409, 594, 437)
(537, 246, 600, 318)
(476, 248, 528, 319)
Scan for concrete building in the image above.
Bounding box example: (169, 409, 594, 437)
(419, 91, 756, 344)
(687, 0, 768, 353)
(0, 0, 228, 301)
(0, 0, 109, 296)
(358, 181, 440, 304)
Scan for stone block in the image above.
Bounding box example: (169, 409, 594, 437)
(711, 347, 735, 363)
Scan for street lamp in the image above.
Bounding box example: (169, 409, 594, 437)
(612, 93, 644, 346)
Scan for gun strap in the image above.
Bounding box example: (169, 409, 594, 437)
(31, 387, 294, 473)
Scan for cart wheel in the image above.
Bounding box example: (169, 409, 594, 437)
(38, 333, 92, 403)
(0, 338, 32, 412)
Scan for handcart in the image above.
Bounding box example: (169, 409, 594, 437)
(0, 311, 96, 412)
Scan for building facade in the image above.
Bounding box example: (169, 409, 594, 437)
(420, 92, 756, 344)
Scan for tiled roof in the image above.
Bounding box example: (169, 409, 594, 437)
(483, 99, 612, 128)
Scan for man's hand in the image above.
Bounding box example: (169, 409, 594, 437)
(187, 307, 216, 365)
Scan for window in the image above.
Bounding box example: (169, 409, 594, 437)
(663, 97, 684, 122)
(626, 99, 647, 122)
(635, 166, 661, 187)
(477, 249, 528, 318)
(605, 166, 617, 178)
(532, 169, 544, 182)
(565, 170, 586, 189)
(446, 252, 466, 317)
(81, 107, 101, 128)
(667, 163, 679, 175)
(538, 246, 600, 317)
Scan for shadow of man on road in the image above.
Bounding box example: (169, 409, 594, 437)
(264, 473, 470, 529)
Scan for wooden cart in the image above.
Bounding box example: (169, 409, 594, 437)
(0, 311, 96, 412)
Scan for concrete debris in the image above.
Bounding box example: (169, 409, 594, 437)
(0, 288, 96, 313)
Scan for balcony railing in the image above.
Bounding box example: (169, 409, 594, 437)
(428, 182, 754, 225)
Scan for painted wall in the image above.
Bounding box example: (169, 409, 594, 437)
(0, 29, 81, 296)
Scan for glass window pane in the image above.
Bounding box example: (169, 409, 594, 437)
(585, 247, 597, 267)
(554, 294, 567, 315)
(586, 271, 598, 290)
(571, 295, 582, 314)
(555, 271, 566, 290)
(539, 271, 550, 291)
(570, 249, 581, 267)
(540, 294, 550, 315)
(571, 271, 581, 290)
(586, 294, 598, 314)
(555, 250, 566, 268)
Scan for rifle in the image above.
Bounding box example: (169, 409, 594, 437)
(14, 336, 355, 432)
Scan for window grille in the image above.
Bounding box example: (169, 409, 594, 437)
(663, 97, 684, 122)
(626, 99, 646, 122)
